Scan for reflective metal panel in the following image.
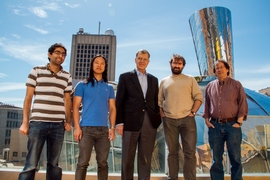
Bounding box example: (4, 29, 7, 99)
(189, 6, 234, 79)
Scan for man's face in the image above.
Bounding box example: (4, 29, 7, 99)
(48, 47, 66, 65)
(214, 61, 229, 79)
(93, 57, 106, 75)
(170, 59, 184, 75)
(135, 53, 150, 72)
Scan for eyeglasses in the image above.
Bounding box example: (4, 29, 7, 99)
(137, 57, 149, 62)
(53, 51, 66, 57)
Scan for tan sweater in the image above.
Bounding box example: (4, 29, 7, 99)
(158, 74, 203, 119)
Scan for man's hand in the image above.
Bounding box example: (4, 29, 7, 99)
(159, 107, 165, 118)
(74, 128, 82, 142)
(232, 123, 241, 128)
(116, 125, 124, 136)
(205, 120, 215, 128)
(64, 122, 72, 131)
(19, 123, 29, 136)
(108, 128, 116, 141)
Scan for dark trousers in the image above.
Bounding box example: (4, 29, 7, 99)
(163, 116, 197, 180)
(121, 112, 157, 180)
(75, 127, 110, 180)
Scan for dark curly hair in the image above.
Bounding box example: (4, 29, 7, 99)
(47, 43, 67, 61)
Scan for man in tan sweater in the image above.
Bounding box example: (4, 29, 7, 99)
(158, 54, 203, 180)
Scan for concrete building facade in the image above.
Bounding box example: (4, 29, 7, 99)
(69, 28, 117, 81)
(259, 87, 270, 96)
(0, 103, 23, 160)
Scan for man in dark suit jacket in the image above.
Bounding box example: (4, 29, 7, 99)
(116, 49, 161, 180)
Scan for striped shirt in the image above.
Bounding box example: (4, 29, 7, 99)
(26, 64, 72, 122)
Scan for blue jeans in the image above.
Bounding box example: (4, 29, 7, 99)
(208, 120, 242, 180)
(18, 121, 65, 180)
(75, 126, 110, 180)
(162, 116, 197, 180)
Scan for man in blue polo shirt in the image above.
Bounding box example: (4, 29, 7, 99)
(73, 55, 116, 180)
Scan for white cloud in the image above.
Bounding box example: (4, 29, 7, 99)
(28, 2, 61, 18)
(240, 77, 270, 91)
(11, 34, 21, 39)
(0, 82, 25, 92)
(29, 7, 48, 18)
(0, 38, 47, 65)
(237, 64, 270, 74)
(64, 3, 80, 8)
(252, 66, 270, 74)
(42, 2, 61, 11)
(118, 37, 190, 48)
(13, 9, 22, 15)
(0, 73, 8, 78)
(25, 24, 49, 34)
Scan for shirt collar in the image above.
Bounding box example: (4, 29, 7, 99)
(46, 63, 63, 73)
(94, 78, 104, 83)
(135, 69, 147, 76)
(218, 76, 229, 85)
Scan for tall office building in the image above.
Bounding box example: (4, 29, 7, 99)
(69, 28, 117, 81)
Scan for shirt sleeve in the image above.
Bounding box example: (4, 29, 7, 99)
(65, 75, 73, 93)
(109, 85, 115, 99)
(74, 81, 84, 97)
(237, 82, 248, 119)
(26, 67, 38, 87)
(192, 77, 204, 103)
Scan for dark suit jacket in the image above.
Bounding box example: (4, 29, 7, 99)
(116, 69, 161, 131)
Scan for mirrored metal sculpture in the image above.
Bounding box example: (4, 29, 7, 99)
(189, 6, 234, 81)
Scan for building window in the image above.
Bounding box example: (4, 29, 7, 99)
(13, 152, 18, 157)
(22, 152, 27, 157)
(5, 139, 10, 145)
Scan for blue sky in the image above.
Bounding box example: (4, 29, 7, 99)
(1, 0, 270, 108)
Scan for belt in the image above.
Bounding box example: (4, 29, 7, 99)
(210, 117, 237, 123)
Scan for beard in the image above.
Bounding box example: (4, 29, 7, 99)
(171, 67, 182, 75)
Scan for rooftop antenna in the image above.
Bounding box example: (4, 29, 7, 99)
(98, 21, 101, 35)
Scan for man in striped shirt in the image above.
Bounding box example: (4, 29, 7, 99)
(18, 43, 72, 180)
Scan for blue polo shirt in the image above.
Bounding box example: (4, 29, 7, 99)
(74, 80, 114, 127)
